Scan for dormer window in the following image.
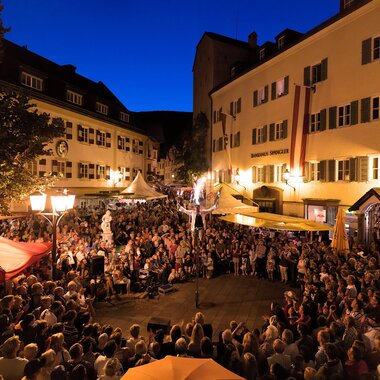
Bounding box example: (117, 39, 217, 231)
(21, 72, 43, 91)
(343, 0, 354, 9)
(66, 90, 83, 105)
(96, 102, 108, 115)
(259, 48, 265, 61)
(278, 36, 285, 49)
(120, 112, 130, 122)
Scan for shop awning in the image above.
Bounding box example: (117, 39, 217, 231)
(219, 212, 333, 231)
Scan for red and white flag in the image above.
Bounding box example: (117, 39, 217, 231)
(289, 85, 311, 176)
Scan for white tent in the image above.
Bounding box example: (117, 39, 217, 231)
(120, 172, 167, 200)
(213, 184, 259, 215)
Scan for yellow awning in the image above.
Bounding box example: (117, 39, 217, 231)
(219, 212, 333, 231)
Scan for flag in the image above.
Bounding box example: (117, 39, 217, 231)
(220, 112, 228, 149)
(289, 85, 311, 176)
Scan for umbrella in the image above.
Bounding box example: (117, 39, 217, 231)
(121, 356, 244, 380)
(330, 208, 349, 255)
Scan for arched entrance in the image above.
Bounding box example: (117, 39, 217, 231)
(252, 186, 283, 214)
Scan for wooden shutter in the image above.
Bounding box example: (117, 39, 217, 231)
(252, 129, 257, 145)
(271, 82, 276, 100)
(351, 100, 359, 125)
(320, 109, 327, 131)
(328, 160, 336, 182)
(213, 111, 216, 124)
(106, 132, 111, 148)
(236, 131, 240, 147)
(361, 97, 371, 123)
(65, 122, 73, 140)
(66, 161, 72, 179)
(106, 166, 111, 180)
(252, 167, 257, 183)
(89, 163, 95, 179)
(269, 165, 275, 183)
(321, 58, 328, 81)
(262, 125, 268, 143)
(230, 133, 233, 148)
(358, 156, 368, 182)
(284, 76, 289, 95)
(264, 85, 269, 103)
(269, 123, 275, 141)
(319, 160, 327, 182)
(304, 66, 311, 87)
(349, 158, 357, 181)
(303, 162, 310, 182)
(230, 102, 234, 116)
(78, 163, 83, 178)
(89, 128, 95, 144)
(362, 38, 372, 65)
(283, 120, 288, 139)
(237, 98, 241, 113)
(77, 125, 83, 142)
(329, 107, 337, 129)
(253, 90, 258, 107)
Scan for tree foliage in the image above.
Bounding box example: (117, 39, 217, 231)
(0, 92, 65, 213)
(175, 112, 209, 183)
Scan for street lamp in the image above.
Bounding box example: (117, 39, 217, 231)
(30, 189, 75, 278)
(283, 169, 296, 191)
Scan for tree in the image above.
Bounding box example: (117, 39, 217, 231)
(0, 92, 65, 213)
(175, 112, 209, 183)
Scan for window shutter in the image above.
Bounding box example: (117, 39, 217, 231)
(320, 109, 327, 131)
(262, 125, 268, 143)
(236, 131, 240, 147)
(362, 38, 372, 65)
(358, 156, 368, 182)
(262, 166, 267, 182)
(321, 58, 328, 81)
(264, 85, 269, 103)
(253, 90, 258, 107)
(269, 165, 274, 183)
(349, 157, 357, 181)
(117, 136, 122, 150)
(303, 162, 310, 182)
(89, 128, 94, 144)
(237, 98, 241, 113)
(284, 76, 289, 95)
(78, 163, 83, 178)
(361, 97, 371, 123)
(320, 160, 327, 182)
(77, 125, 83, 142)
(328, 160, 336, 182)
(271, 82, 276, 100)
(329, 107, 337, 129)
(106, 132, 111, 148)
(66, 161, 72, 179)
(89, 163, 95, 179)
(252, 128, 257, 145)
(65, 122, 73, 140)
(252, 167, 257, 183)
(304, 66, 311, 87)
(269, 123, 275, 141)
(283, 120, 288, 139)
(96, 164, 100, 179)
(96, 130, 101, 145)
(230, 102, 234, 116)
(106, 166, 111, 180)
(350, 100, 359, 125)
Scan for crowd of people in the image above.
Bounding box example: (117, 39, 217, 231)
(0, 193, 379, 380)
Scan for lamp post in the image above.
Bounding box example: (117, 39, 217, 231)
(283, 169, 296, 191)
(30, 189, 75, 278)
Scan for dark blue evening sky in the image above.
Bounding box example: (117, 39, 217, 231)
(3, 1, 339, 112)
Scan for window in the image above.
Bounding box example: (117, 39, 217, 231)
(338, 104, 351, 127)
(96, 102, 108, 115)
(57, 161, 65, 177)
(258, 87, 266, 104)
(21, 72, 43, 91)
(257, 127, 266, 144)
(343, 0, 354, 8)
(120, 167, 130, 181)
(79, 163, 89, 179)
(310, 162, 321, 181)
(275, 165, 285, 182)
(275, 78, 285, 97)
(275, 123, 284, 140)
(373, 97, 379, 120)
(310, 112, 321, 132)
(372, 157, 379, 180)
(120, 112, 130, 122)
(312, 62, 322, 84)
(27, 160, 38, 176)
(278, 36, 285, 49)
(82, 127, 89, 143)
(65, 122, 73, 139)
(257, 167, 265, 182)
(66, 90, 83, 105)
(98, 131, 106, 147)
(97, 165, 106, 179)
(337, 159, 350, 181)
(259, 48, 265, 60)
(132, 139, 139, 153)
(229, 98, 241, 116)
(374, 37, 380, 60)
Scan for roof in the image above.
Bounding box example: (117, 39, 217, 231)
(349, 188, 380, 211)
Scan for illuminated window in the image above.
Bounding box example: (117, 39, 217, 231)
(96, 102, 108, 115)
(257, 126, 266, 143)
(97, 165, 106, 179)
(310, 112, 321, 132)
(258, 87, 266, 104)
(338, 104, 351, 127)
(79, 163, 89, 179)
(275, 123, 284, 140)
(337, 159, 350, 181)
(21, 72, 43, 91)
(57, 161, 65, 177)
(66, 90, 83, 105)
(275, 165, 285, 182)
(257, 167, 265, 182)
(276, 78, 285, 97)
(82, 127, 89, 143)
(310, 162, 321, 181)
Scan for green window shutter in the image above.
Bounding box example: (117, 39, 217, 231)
(321, 58, 328, 81)
(358, 156, 368, 182)
(252, 129, 257, 145)
(351, 100, 359, 125)
(262, 125, 268, 143)
(329, 107, 337, 129)
(253, 91, 258, 107)
(304, 66, 311, 87)
(269, 123, 275, 141)
(283, 120, 288, 138)
(320, 109, 327, 131)
(264, 85, 269, 103)
(362, 38, 372, 65)
(349, 158, 357, 181)
(284, 76, 289, 95)
(320, 160, 327, 182)
(328, 160, 336, 182)
(361, 97, 371, 123)
(271, 82, 276, 100)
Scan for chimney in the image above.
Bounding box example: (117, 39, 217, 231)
(248, 32, 258, 48)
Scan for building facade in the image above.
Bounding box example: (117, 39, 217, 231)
(204, 0, 379, 242)
(0, 39, 155, 206)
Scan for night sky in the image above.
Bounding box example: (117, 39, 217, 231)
(3, 1, 339, 112)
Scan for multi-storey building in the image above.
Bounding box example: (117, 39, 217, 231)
(196, 0, 380, 243)
(0, 39, 153, 205)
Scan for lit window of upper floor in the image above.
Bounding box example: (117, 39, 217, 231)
(96, 102, 108, 115)
(66, 90, 83, 105)
(21, 72, 43, 91)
